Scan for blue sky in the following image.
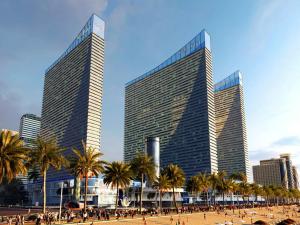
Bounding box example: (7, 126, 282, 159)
(0, 0, 300, 171)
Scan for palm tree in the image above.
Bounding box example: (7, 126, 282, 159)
(153, 174, 170, 213)
(69, 141, 105, 212)
(214, 171, 228, 207)
(230, 181, 239, 207)
(29, 137, 68, 213)
(239, 181, 250, 205)
(262, 185, 272, 206)
(163, 164, 185, 212)
(130, 152, 156, 213)
(27, 164, 40, 204)
(103, 161, 132, 212)
(218, 177, 234, 207)
(198, 173, 211, 206)
(230, 172, 247, 183)
(0, 130, 28, 183)
(186, 176, 201, 203)
(250, 183, 262, 205)
(209, 172, 219, 206)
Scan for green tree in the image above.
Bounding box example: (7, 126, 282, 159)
(0, 130, 28, 183)
(153, 174, 170, 213)
(239, 181, 251, 204)
(29, 137, 68, 213)
(103, 161, 132, 212)
(215, 171, 227, 207)
(229, 172, 247, 183)
(130, 152, 156, 213)
(262, 185, 273, 206)
(250, 183, 262, 205)
(209, 172, 219, 206)
(198, 173, 211, 206)
(163, 164, 185, 212)
(69, 142, 105, 212)
(186, 176, 201, 203)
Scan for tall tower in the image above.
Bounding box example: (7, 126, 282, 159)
(40, 14, 105, 196)
(280, 154, 295, 189)
(292, 166, 299, 189)
(124, 30, 218, 178)
(19, 114, 41, 148)
(18, 114, 41, 189)
(214, 71, 250, 180)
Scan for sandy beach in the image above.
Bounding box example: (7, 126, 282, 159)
(87, 206, 299, 225)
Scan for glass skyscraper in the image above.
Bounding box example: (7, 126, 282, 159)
(124, 30, 218, 178)
(214, 71, 250, 180)
(40, 14, 105, 205)
(19, 113, 41, 148)
(18, 114, 41, 189)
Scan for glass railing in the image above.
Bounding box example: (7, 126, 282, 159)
(125, 29, 211, 87)
(214, 70, 243, 92)
(45, 14, 105, 73)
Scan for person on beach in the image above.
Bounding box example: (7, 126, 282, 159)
(170, 215, 174, 224)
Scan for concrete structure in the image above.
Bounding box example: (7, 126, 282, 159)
(124, 30, 218, 178)
(214, 71, 250, 180)
(292, 166, 299, 189)
(280, 154, 294, 189)
(145, 137, 160, 178)
(39, 14, 105, 205)
(253, 158, 288, 188)
(19, 114, 41, 148)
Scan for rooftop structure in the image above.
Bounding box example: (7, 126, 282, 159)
(126, 29, 211, 86)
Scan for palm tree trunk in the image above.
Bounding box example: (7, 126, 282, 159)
(43, 170, 47, 214)
(115, 182, 119, 213)
(223, 192, 225, 208)
(84, 173, 88, 212)
(140, 174, 143, 214)
(159, 190, 162, 214)
(206, 191, 209, 207)
(172, 187, 177, 213)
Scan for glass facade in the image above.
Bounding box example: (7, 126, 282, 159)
(124, 30, 218, 178)
(39, 14, 105, 205)
(214, 71, 250, 180)
(126, 30, 211, 86)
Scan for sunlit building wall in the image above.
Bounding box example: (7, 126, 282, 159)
(214, 71, 250, 180)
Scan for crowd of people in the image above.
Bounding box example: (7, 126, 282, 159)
(1, 203, 299, 225)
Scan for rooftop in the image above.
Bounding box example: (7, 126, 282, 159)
(125, 29, 211, 87)
(214, 70, 243, 92)
(45, 14, 105, 74)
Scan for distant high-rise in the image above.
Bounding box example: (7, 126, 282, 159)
(253, 158, 288, 188)
(124, 30, 218, 178)
(40, 14, 105, 204)
(214, 71, 250, 180)
(19, 114, 41, 148)
(280, 154, 294, 189)
(18, 114, 41, 189)
(292, 166, 299, 189)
